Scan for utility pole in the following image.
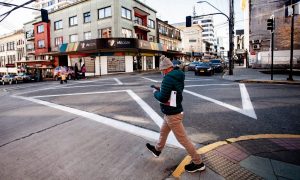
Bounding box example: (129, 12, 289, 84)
(228, 0, 234, 75)
(287, 1, 295, 81)
(267, 16, 275, 80)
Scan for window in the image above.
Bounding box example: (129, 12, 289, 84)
(149, 35, 155, 42)
(84, 32, 91, 40)
(37, 25, 44, 33)
(148, 19, 155, 29)
(48, 0, 54, 6)
(98, 6, 112, 19)
(37, 40, 45, 48)
(83, 12, 91, 23)
(135, 16, 143, 25)
(55, 37, 63, 46)
(69, 16, 78, 26)
(121, 7, 131, 20)
(99, 27, 112, 38)
(69, 34, 78, 43)
(6, 42, 14, 51)
(54, 20, 63, 30)
(189, 39, 197, 42)
(122, 28, 132, 38)
(0, 44, 4, 52)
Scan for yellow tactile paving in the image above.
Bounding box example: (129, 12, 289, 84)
(226, 134, 300, 143)
(172, 134, 300, 178)
(172, 141, 227, 177)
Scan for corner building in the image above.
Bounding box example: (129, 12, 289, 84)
(24, 0, 169, 76)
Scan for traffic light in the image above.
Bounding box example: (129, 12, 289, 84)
(186, 16, 192, 27)
(267, 18, 274, 31)
(41, 9, 49, 22)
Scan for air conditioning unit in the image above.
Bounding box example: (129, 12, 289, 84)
(253, 44, 260, 50)
(251, 39, 261, 44)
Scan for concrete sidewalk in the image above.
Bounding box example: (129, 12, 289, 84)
(172, 134, 300, 180)
(222, 65, 300, 84)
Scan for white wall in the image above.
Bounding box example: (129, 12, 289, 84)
(95, 56, 100, 76)
(125, 56, 133, 72)
(100, 56, 108, 75)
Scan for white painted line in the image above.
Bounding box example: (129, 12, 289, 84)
(185, 79, 213, 82)
(142, 77, 159, 83)
(30, 90, 128, 98)
(184, 89, 257, 119)
(13, 95, 183, 149)
(114, 78, 123, 85)
(239, 84, 257, 119)
(126, 90, 164, 127)
(185, 84, 236, 88)
(126, 90, 183, 148)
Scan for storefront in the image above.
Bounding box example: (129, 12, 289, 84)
(16, 60, 54, 80)
(55, 38, 175, 76)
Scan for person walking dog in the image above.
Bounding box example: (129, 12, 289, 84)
(146, 55, 205, 173)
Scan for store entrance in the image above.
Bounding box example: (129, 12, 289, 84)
(59, 55, 68, 66)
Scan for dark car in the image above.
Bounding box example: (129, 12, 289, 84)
(188, 61, 201, 71)
(209, 59, 224, 73)
(194, 62, 214, 76)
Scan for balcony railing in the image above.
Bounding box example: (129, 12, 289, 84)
(133, 20, 150, 32)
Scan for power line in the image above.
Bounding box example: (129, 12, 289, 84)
(0, 0, 36, 22)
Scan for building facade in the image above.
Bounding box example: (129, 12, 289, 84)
(32, 0, 77, 14)
(249, 0, 300, 68)
(23, 0, 170, 77)
(192, 16, 216, 51)
(157, 19, 182, 59)
(0, 30, 26, 75)
(175, 24, 204, 60)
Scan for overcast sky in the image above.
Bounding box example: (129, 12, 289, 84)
(0, 0, 244, 50)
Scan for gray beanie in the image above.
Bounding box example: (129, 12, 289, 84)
(159, 56, 173, 70)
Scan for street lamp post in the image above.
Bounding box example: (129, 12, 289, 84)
(197, 0, 234, 75)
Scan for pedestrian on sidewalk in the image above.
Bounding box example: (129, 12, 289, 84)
(60, 66, 67, 84)
(81, 64, 86, 79)
(74, 63, 79, 80)
(146, 55, 205, 173)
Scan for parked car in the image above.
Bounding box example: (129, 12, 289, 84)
(1, 75, 18, 85)
(53, 66, 75, 81)
(15, 73, 32, 82)
(188, 61, 201, 71)
(194, 62, 214, 76)
(209, 59, 224, 73)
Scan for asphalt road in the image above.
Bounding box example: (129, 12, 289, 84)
(0, 71, 300, 179)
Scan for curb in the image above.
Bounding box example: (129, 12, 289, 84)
(172, 134, 300, 178)
(236, 79, 300, 85)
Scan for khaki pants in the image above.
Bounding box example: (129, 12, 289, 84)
(155, 112, 202, 164)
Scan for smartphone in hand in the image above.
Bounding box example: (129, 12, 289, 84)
(150, 85, 160, 90)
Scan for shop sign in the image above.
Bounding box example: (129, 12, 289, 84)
(78, 40, 97, 51)
(139, 40, 152, 50)
(66, 42, 79, 52)
(5, 64, 15, 68)
(59, 43, 68, 52)
(99, 38, 137, 49)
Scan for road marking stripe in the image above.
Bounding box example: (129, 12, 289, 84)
(185, 84, 236, 87)
(239, 84, 257, 119)
(114, 78, 123, 85)
(12, 95, 183, 149)
(30, 90, 128, 98)
(141, 77, 159, 82)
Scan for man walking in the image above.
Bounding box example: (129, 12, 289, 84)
(146, 56, 205, 173)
